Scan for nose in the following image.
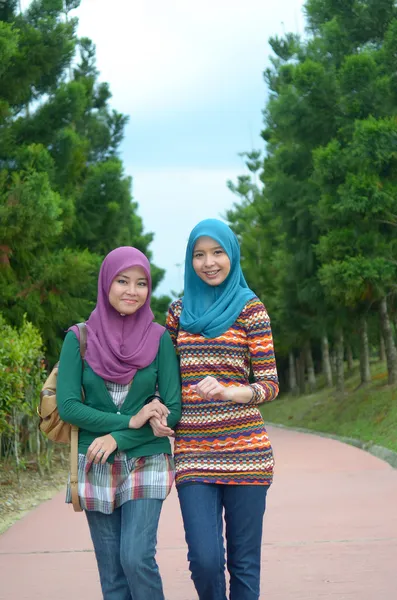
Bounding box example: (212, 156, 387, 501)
(204, 254, 215, 268)
(126, 283, 138, 296)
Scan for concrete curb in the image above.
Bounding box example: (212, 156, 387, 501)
(267, 422, 397, 469)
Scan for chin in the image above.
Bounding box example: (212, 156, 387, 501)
(121, 305, 141, 314)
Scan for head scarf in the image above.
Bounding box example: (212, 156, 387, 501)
(70, 246, 164, 384)
(180, 219, 256, 338)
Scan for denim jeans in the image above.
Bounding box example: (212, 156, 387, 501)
(85, 499, 164, 600)
(178, 483, 269, 600)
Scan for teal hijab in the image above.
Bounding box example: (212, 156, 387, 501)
(180, 219, 256, 338)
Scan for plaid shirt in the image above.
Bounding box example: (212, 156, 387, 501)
(66, 381, 175, 514)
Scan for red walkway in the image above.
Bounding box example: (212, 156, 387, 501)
(1, 426, 396, 599)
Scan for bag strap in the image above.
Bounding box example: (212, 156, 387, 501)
(70, 322, 87, 513)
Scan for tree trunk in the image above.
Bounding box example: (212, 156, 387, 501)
(379, 335, 386, 362)
(288, 351, 299, 395)
(36, 427, 43, 476)
(335, 327, 345, 396)
(322, 334, 333, 387)
(359, 315, 371, 384)
(379, 297, 397, 385)
(330, 350, 336, 376)
(304, 341, 316, 392)
(346, 344, 354, 373)
(296, 351, 306, 395)
(13, 408, 20, 481)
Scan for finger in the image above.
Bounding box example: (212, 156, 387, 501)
(150, 400, 170, 416)
(94, 447, 105, 464)
(151, 408, 164, 420)
(160, 405, 170, 417)
(100, 449, 111, 465)
(87, 440, 101, 462)
(206, 385, 221, 398)
(158, 425, 174, 436)
(153, 426, 174, 437)
(146, 406, 161, 419)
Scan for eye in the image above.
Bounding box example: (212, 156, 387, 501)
(214, 250, 224, 255)
(138, 281, 148, 287)
(117, 278, 128, 285)
(194, 252, 204, 259)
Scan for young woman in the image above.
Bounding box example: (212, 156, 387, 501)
(57, 246, 181, 600)
(166, 219, 279, 600)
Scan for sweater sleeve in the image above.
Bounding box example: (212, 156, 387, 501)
(157, 330, 182, 428)
(110, 424, 158, 452)
(243, 299, 279, 405)
(165, 300, 181, 350)
(57, 331, 131, 432)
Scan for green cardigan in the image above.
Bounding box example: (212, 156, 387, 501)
(57, 330, 181, 462)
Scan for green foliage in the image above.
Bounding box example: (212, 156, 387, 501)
(228, 0, 397, 391)
(0, 0, 167, 373)
(261, 359, 397, 453)
(0, 314, 45, 436)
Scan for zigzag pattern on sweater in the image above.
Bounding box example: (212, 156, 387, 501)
(166, 297, 279, 487)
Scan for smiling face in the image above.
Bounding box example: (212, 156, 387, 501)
(192, 236, 231, 286)
(108, 266, 149, 315)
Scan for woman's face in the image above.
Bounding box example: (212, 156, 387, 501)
(108, 266, 149, 315)
(192, 236, 231, 286)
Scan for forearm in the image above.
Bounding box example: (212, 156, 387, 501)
(58, 398, 131, 432)
(226, 385, 254, 404)
(110, 424, 157, 452)
(248, 380, 279, 405)
(157, 330, 182, 427)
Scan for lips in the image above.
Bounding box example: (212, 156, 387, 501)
(204, 270, 220, 278)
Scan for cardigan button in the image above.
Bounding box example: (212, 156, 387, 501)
(117, 411, 120, 414)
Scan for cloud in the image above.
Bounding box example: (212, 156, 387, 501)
(75, 0, 306, 115)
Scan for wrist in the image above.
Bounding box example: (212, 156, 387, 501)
(226, 387, 237, 402)
(129, 416, 138, 429)
(228, 386, 254, 404)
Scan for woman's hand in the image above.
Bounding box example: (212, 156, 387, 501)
(129, 399, 169, 429)
(194, 377, 254, 404)
(87, 434, 117, 464)
(193, 376, 228, 401)
(149, 415, 174, 438)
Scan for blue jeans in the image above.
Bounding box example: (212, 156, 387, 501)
(178, 484, 269, 600)
(85, 499, 164, 600)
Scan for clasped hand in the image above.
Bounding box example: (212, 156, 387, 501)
(87, 399, 174, 463)
(129, 398, 174, 438)
(193, 376, 228, 400)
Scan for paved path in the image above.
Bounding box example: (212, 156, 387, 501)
(1, 426, 397, 599)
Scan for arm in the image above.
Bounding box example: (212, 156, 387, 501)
(57, 331, 131, 432)
(244, 300, 279, 404)
(157, 330, 182, 428)
(111, 331, 182, 448)
(194, 300, 279, 405)
(109, 423, 157, 453)
(165, 300, 181, 350)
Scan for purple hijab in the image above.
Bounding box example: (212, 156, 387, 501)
(70, 246, 164, 384)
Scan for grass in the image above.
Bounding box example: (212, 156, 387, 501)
(260, 359, 397, 453)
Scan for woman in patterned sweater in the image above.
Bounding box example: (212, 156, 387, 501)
(57, 247, 181, 600)
(166, 219, 279, 600)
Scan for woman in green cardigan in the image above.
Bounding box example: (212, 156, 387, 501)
(57, 246, 181, 600)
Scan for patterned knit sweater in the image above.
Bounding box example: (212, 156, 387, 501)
(166, 297, 279, 486)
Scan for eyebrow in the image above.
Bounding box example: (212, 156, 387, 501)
(194, 245, 223, 252)
(118, 273, 148, 281)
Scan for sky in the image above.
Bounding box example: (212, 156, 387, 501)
(55, 0, 307, 295)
